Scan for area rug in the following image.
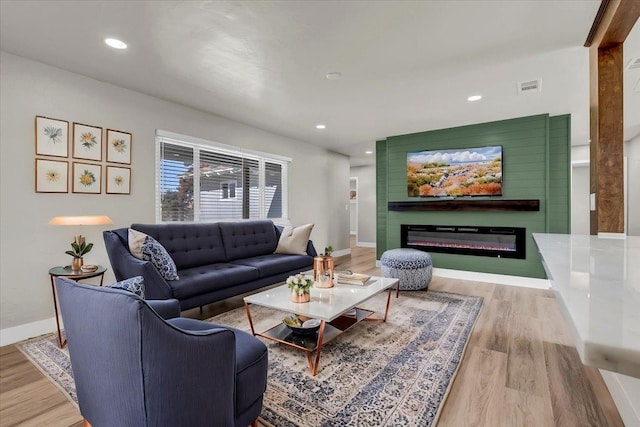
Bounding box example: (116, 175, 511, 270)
(18, 290, 482, 426)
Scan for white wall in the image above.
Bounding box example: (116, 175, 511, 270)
(0, 51, 349, 338)
(571, 159, 590, 235)
(626, 135, 640, 236)
(349, 165, 376, 245)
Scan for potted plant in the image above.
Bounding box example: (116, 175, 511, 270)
(322, 246, 333, 256)
(286, 273, 314, 303)
(65, 235, 93, 271)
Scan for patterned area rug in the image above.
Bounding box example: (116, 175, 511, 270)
(18, 290, 482, 426)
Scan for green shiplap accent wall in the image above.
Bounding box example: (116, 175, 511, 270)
(376, 140, 388, 259)
(376, 114, 571, 279)
(548, 115, 571, 233)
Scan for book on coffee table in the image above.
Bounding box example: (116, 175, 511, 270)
(337, 273, 372, 286)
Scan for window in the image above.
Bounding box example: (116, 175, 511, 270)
(221, 181, 237, 199)
(157, 132, 289, 222)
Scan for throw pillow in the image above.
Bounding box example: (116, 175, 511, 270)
(128, 228, 180, 281)
(274, 224, 314, 255)
(128, 228, 147, 259)
(108, 276, 145, 299)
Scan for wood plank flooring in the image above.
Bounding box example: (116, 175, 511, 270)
(0, 242, 624, 426)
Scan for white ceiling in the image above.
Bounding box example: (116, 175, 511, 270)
(1, 0, 638, 167)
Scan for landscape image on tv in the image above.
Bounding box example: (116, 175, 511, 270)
(407, 146, 502, 197)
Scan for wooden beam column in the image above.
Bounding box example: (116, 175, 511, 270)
(586, 0, 640, 235)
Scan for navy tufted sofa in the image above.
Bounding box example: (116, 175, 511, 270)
(104, 220, 316, 310)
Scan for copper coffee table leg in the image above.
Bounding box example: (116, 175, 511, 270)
(383, 287, 393, 322)
(243, 301, 256, 335)
(308, 320, 326, 376)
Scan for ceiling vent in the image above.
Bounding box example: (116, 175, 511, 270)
(626, 58, 640, 71)
(517, 79, 542, 95)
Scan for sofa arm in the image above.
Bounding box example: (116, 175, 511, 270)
(103, 230, 173, 300)
(147, 299, 180, 320)
(306, 239, 318, 257)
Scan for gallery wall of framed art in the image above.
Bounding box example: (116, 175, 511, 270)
(34, 115, 133, 195)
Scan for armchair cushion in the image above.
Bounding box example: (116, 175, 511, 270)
(107, 275, 145, 298)
(129, 229, 179, 281)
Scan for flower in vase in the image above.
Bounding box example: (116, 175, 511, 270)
(286, 273, 314, 295)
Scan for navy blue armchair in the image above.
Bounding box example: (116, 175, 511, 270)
(55, 277, 268, 427)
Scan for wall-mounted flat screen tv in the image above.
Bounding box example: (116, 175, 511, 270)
(407, 146, 502, 197)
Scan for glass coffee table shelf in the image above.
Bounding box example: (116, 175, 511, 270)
(257, 307, 375, 352)
(243, 276, 399, 376)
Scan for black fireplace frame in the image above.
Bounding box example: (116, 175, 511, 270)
(401, 224, 527, 259)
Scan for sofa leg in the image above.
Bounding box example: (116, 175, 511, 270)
(83, 419, 92, 427)
(251, 420, 258, 427)
(199, 306, 203, 314)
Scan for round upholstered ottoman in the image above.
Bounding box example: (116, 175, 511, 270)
(380, 248, 432, 295)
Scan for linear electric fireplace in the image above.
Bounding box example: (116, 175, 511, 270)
(401, 224, 526, 259)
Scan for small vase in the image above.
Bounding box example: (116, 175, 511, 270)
(291, 292, 310, 303)
(72, 257, 83, 271)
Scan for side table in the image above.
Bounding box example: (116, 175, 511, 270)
(49, 265, 107, 348)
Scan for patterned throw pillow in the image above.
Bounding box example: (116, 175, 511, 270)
(128, 229, 180, 281)
(108, 276, 145, 299)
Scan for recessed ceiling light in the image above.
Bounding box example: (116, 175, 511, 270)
(365, 151, 373, 155)
(104, 38, 127, 49)
(467, 95, 482, 102)
(326, 72, 342, 80)
(316, 124, 326, 130)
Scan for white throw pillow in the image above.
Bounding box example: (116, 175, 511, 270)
(128, 229, 147, 259)
(275, 224, 314, 255)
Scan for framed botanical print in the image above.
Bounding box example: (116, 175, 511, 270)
(106, 129, 132, 164)
(72, 123, 102, 161)
(35, 116, 69, 158)
(106, 166, 131, 194)
(35, 159, 68, 193)
(72, 162, 101, 194)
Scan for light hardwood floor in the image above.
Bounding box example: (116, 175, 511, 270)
(0, 243, 624, 426)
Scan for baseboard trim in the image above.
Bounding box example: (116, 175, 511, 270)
(1, 317, 59, 347)
(374, 261, 550, 289)
(332, 248, 351, 257)
(432, 268, 550, 289)
(356, 241, 376, 248)
(599, 370, 640, 427)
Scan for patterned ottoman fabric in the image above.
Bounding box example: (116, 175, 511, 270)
(381, 248, 433, 291)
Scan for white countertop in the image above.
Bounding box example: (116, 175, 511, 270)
(533, 233, 640, 378)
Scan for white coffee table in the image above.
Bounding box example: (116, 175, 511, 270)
(243, 276, 399, 376)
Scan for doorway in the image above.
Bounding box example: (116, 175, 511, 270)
(350, 177, 358, 241)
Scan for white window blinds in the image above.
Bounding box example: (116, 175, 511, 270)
(157, 134, 288, 222)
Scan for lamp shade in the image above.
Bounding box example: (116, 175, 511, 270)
(49, 215, 114, 226)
